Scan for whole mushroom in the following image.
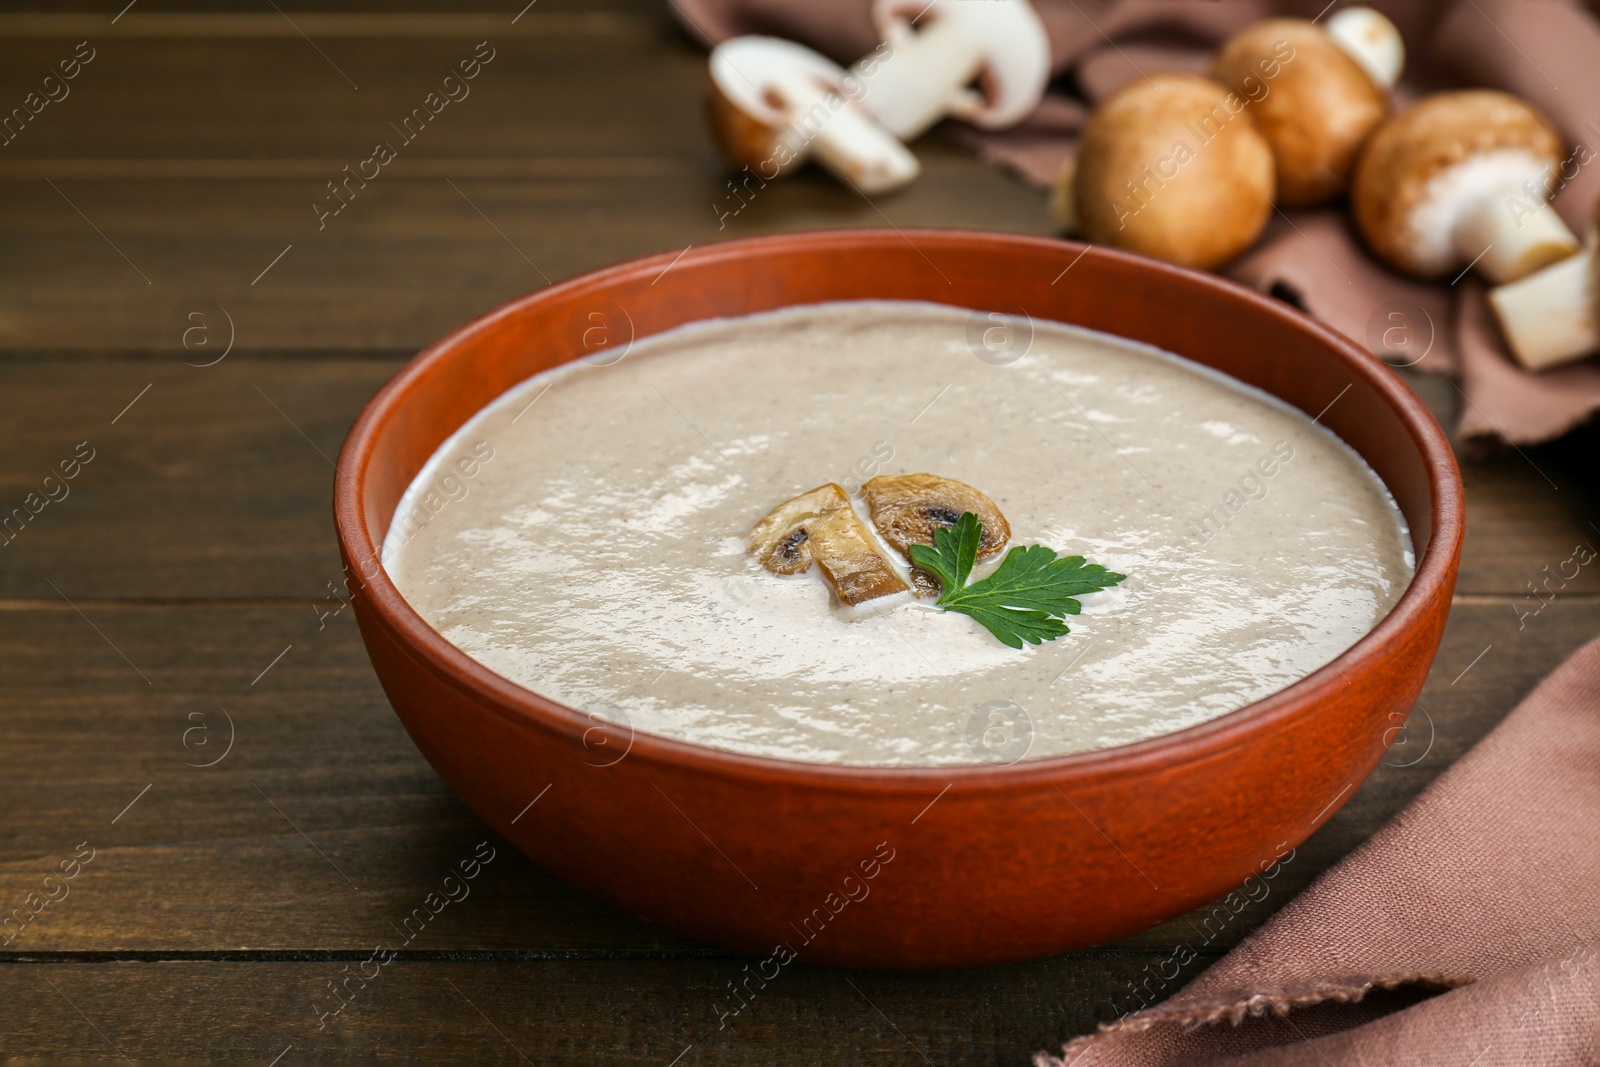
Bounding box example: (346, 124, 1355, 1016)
(1487, 205, 1599, 370)
(1210, 7, 1402, 206)
(848, 0, 1051, 141)
(1063, 72, 1276, 271)
(707, 36, 919, 194)
(1351, 90, 1580, 284)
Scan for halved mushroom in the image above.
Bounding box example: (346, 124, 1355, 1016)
(708, 36, 919, 194)
(848, 0, 1051, 141)
(861, 473, 1010, 597)
(750, 483, 909, 606)
(1352, 91, 1579, 284)
(1210, 9, 1401, 207)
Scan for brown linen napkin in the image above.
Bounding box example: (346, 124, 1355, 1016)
(669, 0, 1600, 445)
(1034, 634, 1600, 1065)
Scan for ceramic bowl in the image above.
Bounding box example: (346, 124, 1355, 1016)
(334, 230, 1463, 969)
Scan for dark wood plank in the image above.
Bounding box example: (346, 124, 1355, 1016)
(0, 24, 695, 164)
(0, 360, 391, 601)
(1396, 370, 1600, 597)
(0, 158, 1048, 353)
(0, 22, 1051, 353)
(1, 597, 1592, 957)
(4, 1, 664, 14)
(1, 956, 1156, 1066)
(0, 601, 703, 954)
(1455, 435, 1600, 599)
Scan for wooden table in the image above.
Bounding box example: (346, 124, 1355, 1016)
(2, 4, 1596, 1063)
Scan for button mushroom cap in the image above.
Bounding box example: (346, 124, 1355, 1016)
(749, 483, 909, 607)
(1071, 72, 1275, 271)
(1210, 17, 1390, 207)
(1351, 90, 1579, 283)
(707, 36, 919, 194)
(861, 473, 1010, 598)
(851, 0, 1051, 141)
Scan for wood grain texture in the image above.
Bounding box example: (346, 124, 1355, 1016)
(0, 28, 1044, 352)
(0, 30, 696, 162)
(0, 163, 1047, 352)
(0, 361, 388, 600)
(0, 6, 1596, 1061)
(4, 956, 1171, 1066)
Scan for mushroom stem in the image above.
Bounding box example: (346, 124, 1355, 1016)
(850, 0, 1050, 140)
(1487, 248, 1598, 369)
(860, 15, 983, 139)
(1324, 7, 1404, 91)
(768, 67, 920, 193)
(1452, 188, 1581, 285)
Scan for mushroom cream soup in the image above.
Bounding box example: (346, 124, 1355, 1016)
(384, 300, 1413, 766)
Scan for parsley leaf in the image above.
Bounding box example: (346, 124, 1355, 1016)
(906, 511, 982, 592)
(908, 513, 1126, 649)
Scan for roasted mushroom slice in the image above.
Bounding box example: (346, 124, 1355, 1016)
(750, 483, 909, 607)
(861, 473, 1010, 597)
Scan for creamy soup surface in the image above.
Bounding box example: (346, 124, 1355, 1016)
(385, 301, 1414, 766)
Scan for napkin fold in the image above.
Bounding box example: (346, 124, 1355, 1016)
(671, 0, 1600, 445)
(1038, 634, 1600, 1065)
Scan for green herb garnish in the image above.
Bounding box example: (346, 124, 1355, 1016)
(908, 512, 1126, 649)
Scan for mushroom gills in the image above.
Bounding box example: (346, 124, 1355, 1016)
(861, 473, 1010, 597)
(749, 483, 909, 606)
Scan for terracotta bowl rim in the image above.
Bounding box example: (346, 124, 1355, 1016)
(334, 227, 1464, 794)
